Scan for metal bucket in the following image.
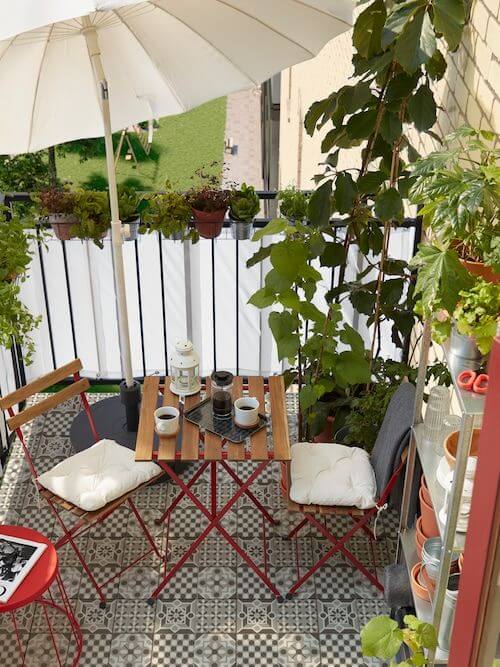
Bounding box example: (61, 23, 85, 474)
(449, 326, 483, 361)
(169, 229, 184, 241)
(230, 220, 253, 240)
(124, 216, 140, 241)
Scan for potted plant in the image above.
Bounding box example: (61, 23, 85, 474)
(71, 189, 111, 248)
(229, 183, 260, 240)
(187, 171, 230, 239)
(361, 614, 437, 665)
(141, 183, 197, 242)
(410, 126, 499, 284)
(117, 186, 145, 241)
(278, 186, 310, 223)
(452, 278, 500, 358)
(0, 208, 42, 365)
(34, 187, 78, 240)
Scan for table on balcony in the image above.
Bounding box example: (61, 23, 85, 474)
(135, 374, 291, 602)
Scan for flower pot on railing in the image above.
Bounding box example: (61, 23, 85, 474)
(230, 217, 253, 240)
(123, 216, 140, 241)
(192, 208, 226, 239)
(47, 213, 79, 241)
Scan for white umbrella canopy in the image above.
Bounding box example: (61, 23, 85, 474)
(0, 1, 353, 154)
(0, 0, 353, 400)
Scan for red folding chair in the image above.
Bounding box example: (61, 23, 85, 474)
(0, 359, 164, 608)
(284, 382, 415, 599)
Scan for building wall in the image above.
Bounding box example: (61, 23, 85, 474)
(279, 0, 500, 187)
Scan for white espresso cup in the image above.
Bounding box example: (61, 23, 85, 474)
(154, 406, 179, 436)
(234, 396, 259, 428)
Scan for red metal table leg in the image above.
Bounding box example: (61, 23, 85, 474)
(220, 460, 279, 526)
(155, 461, 210, 525)
(148, 460, 283, 602)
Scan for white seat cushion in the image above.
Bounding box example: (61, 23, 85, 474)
(290, 442, 377, 509)
(37, 439, 160, 512)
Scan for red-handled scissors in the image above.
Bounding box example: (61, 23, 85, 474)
(457, 370, 488, 395)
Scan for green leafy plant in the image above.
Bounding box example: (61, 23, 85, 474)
(246, 0, 469, 441)
(361, 614, 437, 665)
(71, 189, 111, 248)
(410, 127, 500, 272)
(278, 186, 309, 222)
(187, 168, 229, 213)
(0, 208, 43, 365)
(454, 279, 500, 355)
(229, 183, 260, 222)
(117, 185, 146, 222)
(0, 152, 50, 192)
(141, 182, 197, 242)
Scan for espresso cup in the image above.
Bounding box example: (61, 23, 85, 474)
(154, 406, 179, 436)
(234, 396, 259, 428)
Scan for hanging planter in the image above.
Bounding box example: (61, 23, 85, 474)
(117, 186, 146, 242)
(459, 258, 499, 285)
(123, 216, 140, 241)
(191, 207, 226, 239)
(47, 213, 79, 240)
(139, 186, 197, 243)
(229, 183, 260, 240)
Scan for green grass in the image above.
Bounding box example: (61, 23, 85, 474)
(56, 97, 227, 191)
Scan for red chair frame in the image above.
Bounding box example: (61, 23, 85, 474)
(284, 455, 406, 598)
(0, 359, 163, 608)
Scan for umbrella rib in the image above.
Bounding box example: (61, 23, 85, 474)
(289, 0, 353, 29)
(211, 0, 316, 57)
(149, 0, 258, 85)
(112, 9, 186, 113)
(27, 23, 55, 152)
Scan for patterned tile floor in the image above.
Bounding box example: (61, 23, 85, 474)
(0, 393, 397, 666)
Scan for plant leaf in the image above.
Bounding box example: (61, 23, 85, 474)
(361, 616, 404, 659)
(246, 244, 272, 268)
(426, 48, 447, 79)
(270, 241, 308, 280)
(382, 0, 425, 49)
(268, 311, 300, 361)
(308, 180, 332, 227)
(380, 111, 403, 143)
(334, 172, 358, 214)
(320, 242, 347, 267)
(353, 0, 387, 58)
(433, 0, 466, 50)
(248, 287, 275, 308)
(374, 188, 403, 222)
(252, 218, 288, 241)
(408, 84, 437, 130)
(394, 7, 436, 73)
(346, 109, 379, 140)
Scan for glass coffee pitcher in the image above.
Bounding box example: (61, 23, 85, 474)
(211, 370, 234, 419)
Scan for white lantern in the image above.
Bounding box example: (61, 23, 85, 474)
(169, 339, 201, 396)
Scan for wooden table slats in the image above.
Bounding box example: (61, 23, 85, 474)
(157, 378, 178, 460)
(181, 393, 201, 460)
(135, 376, 159, 461)
(135, 375, 291, 463)
(268, 376, 291, 461)
(248, 376, 268, 460)
(225, 376, 245, 461)
(203, 377, 222, 461)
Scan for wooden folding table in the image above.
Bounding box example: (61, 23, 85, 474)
(135, 375, 291, 602)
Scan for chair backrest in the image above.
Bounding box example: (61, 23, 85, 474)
(370, 382, 416, 498)
(0, 359, 98, 477)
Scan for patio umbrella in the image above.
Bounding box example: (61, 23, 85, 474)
(0, 0, 353, 428)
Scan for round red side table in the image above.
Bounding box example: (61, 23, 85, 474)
(0, 525, 83, 666)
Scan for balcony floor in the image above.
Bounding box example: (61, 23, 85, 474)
(0, 393, 396, 666)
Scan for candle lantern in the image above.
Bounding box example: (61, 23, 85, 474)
(169, 340, 201, 396)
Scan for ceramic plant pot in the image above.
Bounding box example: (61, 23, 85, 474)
(420, 475, 432, 506)
(460, 258, 500, 285)
(419, 486, 440, 537)
(192, 208, 226, 239)
(411, 562, 430, 601)
(48, 213, 79, 240)
(444, 429, 481, 469)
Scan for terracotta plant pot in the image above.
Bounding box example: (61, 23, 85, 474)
(460, 258, 500, 285)
(444, 429, 481, 469)
(415, 517, 427, 559)
(420, 475, 432, 506)
(192, 207, 226, 239)
(411, 562, 430, 601)
(419, 486, 440, 537)
(312, 416, 335, 443)
(420, 564, 436, 597)
(48, 213, 79, 240)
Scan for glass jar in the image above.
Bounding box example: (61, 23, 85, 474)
(423, 386, 451, 448)
(211, 370, 234, 419)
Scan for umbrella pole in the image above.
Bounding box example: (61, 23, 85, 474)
(83, 21, 140, 430)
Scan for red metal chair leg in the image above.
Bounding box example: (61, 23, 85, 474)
(127, 498, 163, 560)
(286, 517, 308, 540)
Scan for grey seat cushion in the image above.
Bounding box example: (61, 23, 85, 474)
(370, 382, 416, 498)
